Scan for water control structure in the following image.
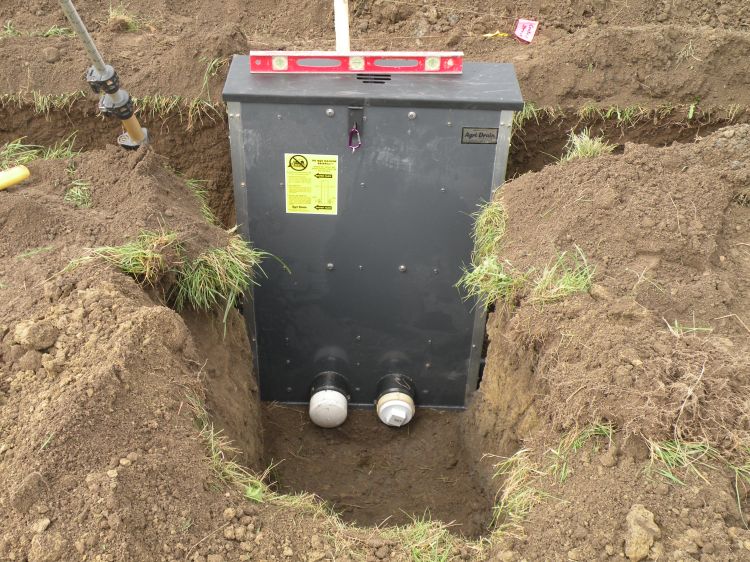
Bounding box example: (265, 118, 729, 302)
(223, 54, 523, 426)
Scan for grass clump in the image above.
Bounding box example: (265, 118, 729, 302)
(457, 257, 526, 310)
(383, 514, 463, 562)
(663, 317, 713, 338)
(187, 392, 270, 502)
(648, 439, 718, 485)
(39, 25, 75, 37)
(185, 178, 217, 224)
(174, 232, 268, 321)
(1, 21, 20, 38)
(549, 423, 613, 482)
(470, 201, 507, 264)
(530, 247, 594, 305)
(108, 4, 141, 32)
(70, 229, 179, 285)
(64, 179, 92, 208)
(0, 135, 78, 168)
(490, 449, 546, 537)
(733, 187, 750, 206)
(561, 128, 616, 162)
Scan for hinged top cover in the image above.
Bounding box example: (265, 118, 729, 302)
(223, 55, 524, 111)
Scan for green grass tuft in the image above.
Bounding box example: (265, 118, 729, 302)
(383, 514, 461, 562)
(70, 229, 180, 285)
(39, 25, 76, 37)
(64, 179, 92, 208)
(185, 178, 217, 224)
(457, 256, 527, 310)
(561, 128, 616, 162)
(548, 423, 613, 482)
(470, 201, 507, 265)
(1, 20, 20, 38)
(187, 392, 271, 502)
(648, 439, 718, 485)
(530, 247, 594, 305)
(0, 135, 78, 168)
(174, 232, 269, 322)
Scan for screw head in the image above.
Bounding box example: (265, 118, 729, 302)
(398, 265, 407, 272)
(326, 263, 335, 271)
(326, 108, 335, 117)
(408, 111, 417, 120)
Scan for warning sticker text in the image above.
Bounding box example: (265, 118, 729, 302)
(284, 153, 338, 215)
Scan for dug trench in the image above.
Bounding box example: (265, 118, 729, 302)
(2, 108, 750, 560)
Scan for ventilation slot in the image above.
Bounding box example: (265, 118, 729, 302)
(356, 73, 392, 84)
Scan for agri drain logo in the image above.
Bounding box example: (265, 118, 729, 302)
(287, 155, 308, 171)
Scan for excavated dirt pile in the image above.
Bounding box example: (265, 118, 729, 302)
(470, 125, 750, 561)
(0, 147, 267, 561)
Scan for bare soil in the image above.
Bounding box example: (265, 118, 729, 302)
(263, 407, 492, 537)
(1, 1, 750, 561)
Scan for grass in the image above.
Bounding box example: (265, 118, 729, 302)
(560, 128, 616, 162)
(490, 449, 546, 536)
(108, 4, 141, 32)
(70, 229, 180, 285)
(470, 201, 507, 264)
(548, 423, 613, 482)
(185, 178, 217, 224)
(39, 25, 75, 38)
(457, 256, 527, 310)
(663, 317, 713, 337)
(0, 135, 78, 169)
(733, 187, 750, 206)
(16, 246, 53, 260)
(174, 232, 269, 322)
(64, 179, 93, 208)
(383, 515, 461, 562)
(134, 94, 184, 119)
(530, 247, 594, 305)
(1, 21, 20, 38)
(729, 448, 750, 527)
(187, 392, 270, 502)
(648, 439, 718, 485)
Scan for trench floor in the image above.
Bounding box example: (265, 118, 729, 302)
(262, 405, 492, 537)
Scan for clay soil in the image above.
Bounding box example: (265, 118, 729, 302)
(2, 1, 750, 561)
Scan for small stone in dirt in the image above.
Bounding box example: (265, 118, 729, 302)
(374, 545, 389, 559)
(106, 469, 118, 478)
(11, 472, 47, 514)
(625, 504, 661, 561)
(282, 546, 294, 557)
(43, 47, 60, 64)
(119, 458, 131, 467)
(28, 532, 67, 562)
(32, 518, 51, 534)
(222, 507, 236, 521)
(223, 526, 235, 540)
(126, 452, 139, 462)
(14, 320, 59, 350)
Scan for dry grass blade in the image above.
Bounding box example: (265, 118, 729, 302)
(530, 246, 594, 305)
(490, 449, 546, 537)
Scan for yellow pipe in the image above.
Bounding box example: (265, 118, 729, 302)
(121, 115, 146, 144)
(0, 165, 30, 191)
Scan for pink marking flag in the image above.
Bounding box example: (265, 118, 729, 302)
(514, 19, 539, 43)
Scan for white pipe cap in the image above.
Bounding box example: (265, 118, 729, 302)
(309, 389, 348, 428)
(376, 392, 415, 427)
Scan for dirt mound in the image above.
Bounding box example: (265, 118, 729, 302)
(0, 146, 266, 560)
(469, 125, 750, 560)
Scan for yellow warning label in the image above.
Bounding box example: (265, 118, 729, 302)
(284, 153, 338, 215)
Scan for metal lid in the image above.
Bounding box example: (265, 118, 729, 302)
(223, 55, 524, 111)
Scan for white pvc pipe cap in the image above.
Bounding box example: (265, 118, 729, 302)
(376, 392, 415, 427)
(309, 389, 348, 428)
